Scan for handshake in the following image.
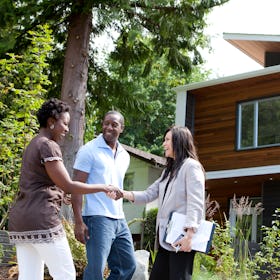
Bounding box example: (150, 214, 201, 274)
(105, 185, 124, 200)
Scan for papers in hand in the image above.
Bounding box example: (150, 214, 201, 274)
(164, 212, 215, 254)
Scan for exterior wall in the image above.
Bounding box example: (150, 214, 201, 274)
(192, 72, 280, 172)
(206, 177, 262, 221)
(176, 71, 280, 224)
(146, 166, 162, 211)
(123, 157, 162, 234)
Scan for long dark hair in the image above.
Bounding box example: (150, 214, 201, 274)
(161, 125, 200, 182)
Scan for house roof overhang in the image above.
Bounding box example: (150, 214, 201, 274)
(206, 165, 280, 191)
(223, 33, 280, 66)
(206, 165, 280, 180)
(173, 64, 280, 94)
(122, 144, 166, 167)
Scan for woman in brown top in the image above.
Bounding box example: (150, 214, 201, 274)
(8, 98, 121, 280)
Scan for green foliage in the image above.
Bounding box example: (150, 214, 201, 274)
(133, 197, 280, 280)
(0, 0, 17, 53)
(193, 269, 224, 280)
(2, 0, 230, 72)
(1, 0, 228, 123)
(109, 0, 229, 75)
(194, 195, 256, 279)
(140, 207, 158, 272)
(90, 52, 211, 155)
(0, 243, 3, 262)
(84, 99, 99, 143)
(127, 217, 145, 228)
(194, 196, 266, 280)
(143, 208, 158, 251)
(252, 208, 280, 279)
(231, 196, 263, 278)
(0, 25, 53, 229)
(196, 219, 237, 279)
(149, 248, 157, 266)
(194, 209, 280, 280)
(136, 197, 280, 280)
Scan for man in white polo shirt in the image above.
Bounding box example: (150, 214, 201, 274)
(72, 111, 136, 280)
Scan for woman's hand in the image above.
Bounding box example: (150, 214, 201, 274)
(106, 190, 134, 201)
(104, 185, 123, 200)
(106, 189, 124, 200)
(172, 228, 195, 252)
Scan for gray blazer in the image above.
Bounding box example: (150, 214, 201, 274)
(133, 157, 205, 251)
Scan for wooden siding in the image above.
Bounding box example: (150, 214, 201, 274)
(205, 175, 268, 220)
(191, 72, 280, 171)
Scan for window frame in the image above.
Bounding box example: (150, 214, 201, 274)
(237, 95, 280, 150)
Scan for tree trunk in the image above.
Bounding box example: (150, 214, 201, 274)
(61, 7, 92, 172)
(60, 4, 92, 219)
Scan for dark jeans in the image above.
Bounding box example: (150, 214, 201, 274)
(149, 246, 196, 280)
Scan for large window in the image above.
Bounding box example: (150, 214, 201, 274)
(237, 96, 280, 149)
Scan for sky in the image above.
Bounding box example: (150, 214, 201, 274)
(203, 0, 280, 78)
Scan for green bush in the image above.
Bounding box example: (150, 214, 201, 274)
(194, 219, 237, 279)
(137, 197, 280, 280)
(0, 25, 52, 229)
(252, 208, 280, 279)
(143, 208, 158, 252)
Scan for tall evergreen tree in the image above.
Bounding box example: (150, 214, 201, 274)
(0, 0, 229, 171)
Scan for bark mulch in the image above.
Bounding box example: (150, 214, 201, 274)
(0, 265, 17, 280)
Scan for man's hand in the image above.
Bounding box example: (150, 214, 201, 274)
(74, 221, 89, 244)
(106, 189, 124, 200)
(105, 185, 123, 200)
(63, 193, 72, 205)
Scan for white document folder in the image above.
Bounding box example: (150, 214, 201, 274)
(164, 212, 215, 253)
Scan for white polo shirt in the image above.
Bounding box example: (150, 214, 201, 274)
(73, 134, 130, 219)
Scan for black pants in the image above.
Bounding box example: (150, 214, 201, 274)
(149, 246, 196, 280)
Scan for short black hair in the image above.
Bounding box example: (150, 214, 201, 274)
(104, 110, 125, 126)
(36, 98, 70, 128)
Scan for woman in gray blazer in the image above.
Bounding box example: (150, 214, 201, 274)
(118, 126, 205, 280)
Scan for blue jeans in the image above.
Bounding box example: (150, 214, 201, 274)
(82, 216, 136, 280)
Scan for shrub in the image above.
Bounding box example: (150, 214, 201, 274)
(143, 208, 158, 252)
(195, 217, 237, 279)
(252, 208, 280, 279)
(0, 25, 52, 229)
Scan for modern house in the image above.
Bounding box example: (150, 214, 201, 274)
(174, 33, 280, 243)
(122, 144, 166, 241)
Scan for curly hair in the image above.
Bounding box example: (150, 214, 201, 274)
(36, 98, 70, 128)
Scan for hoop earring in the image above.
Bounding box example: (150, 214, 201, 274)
(50, 124, 54, 130)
